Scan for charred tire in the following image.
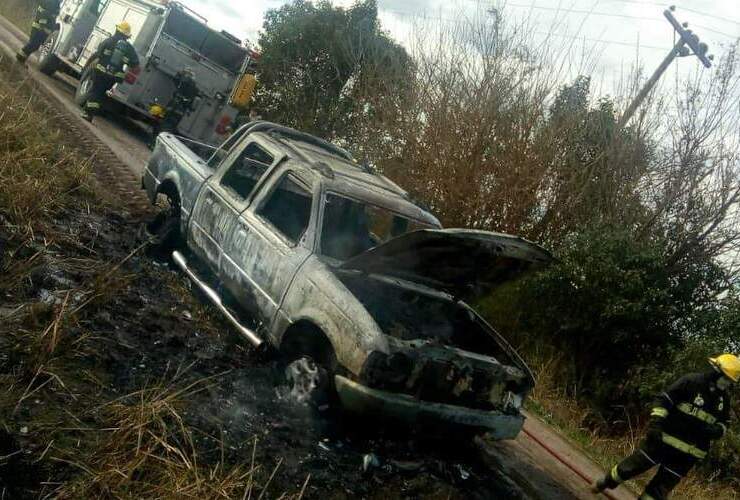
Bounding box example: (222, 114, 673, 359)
(285, 356, 333, 411)
(37, 33, 60, 75)
(75, 66, 95, 106)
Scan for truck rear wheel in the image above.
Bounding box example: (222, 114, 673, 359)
(75, 66, 95, 106)
(37, 32, 60, 76)
(147, 193, 182, 258)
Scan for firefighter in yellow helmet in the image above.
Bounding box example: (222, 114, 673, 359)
(79, 21, 139, 122)
(592, 353, 738, 500)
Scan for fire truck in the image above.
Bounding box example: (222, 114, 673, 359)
(38, 0, 258, 145)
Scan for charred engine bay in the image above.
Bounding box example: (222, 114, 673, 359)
(0, 202, 534, 499)
(340, 271, 530, 411)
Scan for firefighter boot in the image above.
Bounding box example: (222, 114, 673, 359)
(80, 109, 93, 123)
(590, 476, 610, 494)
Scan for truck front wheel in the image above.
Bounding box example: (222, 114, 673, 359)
(285, 356, 333, 411)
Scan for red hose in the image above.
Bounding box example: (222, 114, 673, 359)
(522, 426, 622, 500)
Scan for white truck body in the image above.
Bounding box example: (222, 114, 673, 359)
(47, 0, 254, 145)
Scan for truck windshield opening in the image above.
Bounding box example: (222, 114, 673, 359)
(163, 9, 246, 74)
(321, 194, 432, 261)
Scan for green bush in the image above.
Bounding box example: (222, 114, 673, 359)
(483, 225, 727, 412)
(481, 224, 739, 481)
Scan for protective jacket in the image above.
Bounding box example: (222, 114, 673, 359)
(650, 371, 731, 460)
(94, 33, 139, 81)
(33, 0, 61, 34)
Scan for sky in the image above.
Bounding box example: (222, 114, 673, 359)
(181, 0, 739, 91)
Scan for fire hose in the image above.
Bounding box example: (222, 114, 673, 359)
(521, 426, 623, 500)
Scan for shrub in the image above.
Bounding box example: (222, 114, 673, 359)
(483, 226, 727, 413)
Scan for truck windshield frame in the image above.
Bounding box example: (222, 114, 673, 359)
(320, 192, 434, 261)
(162, 8, 246, 74)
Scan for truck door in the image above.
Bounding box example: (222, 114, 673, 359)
(188, 140, 276, 298)
(232, 171, 316, 331)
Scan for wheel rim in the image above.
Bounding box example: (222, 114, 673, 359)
(285, 357, 322, 403)
(39, 32, 57, 60)
(80, 75, 93, 95)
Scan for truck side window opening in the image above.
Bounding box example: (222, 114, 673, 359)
(257, 176, 312, 244)
(207, 127, 249, 168)
(220, 143, 274, 201)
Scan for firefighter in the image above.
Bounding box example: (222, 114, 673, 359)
(151, 68, 200, 141)
(15, 0, 61, 64)
(591, 353, 739, 500)
(80, 21, 139, 122)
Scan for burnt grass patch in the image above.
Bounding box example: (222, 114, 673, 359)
(0, 56, 527, 499)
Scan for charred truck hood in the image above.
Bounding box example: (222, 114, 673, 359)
(339, 229, 553, 302)
(332, 229, 551, 432)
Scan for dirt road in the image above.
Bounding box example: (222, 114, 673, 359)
(0, 16, 635, 500)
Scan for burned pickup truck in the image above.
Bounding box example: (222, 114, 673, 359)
(142, 122, 552, 440)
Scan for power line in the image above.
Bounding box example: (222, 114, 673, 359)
(692, 24, 740, 40)
(471, 0, 740, 28)
(514, 2, 740, 39)
(381, 8, 669, 51)
(605, 0, 740, 27)
(448, 0, 740, 43)
(470, 1, 739, 38)
(503, 2, 665, 23)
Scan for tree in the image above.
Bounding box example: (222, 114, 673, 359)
(534, 77, 653, 243)
(255, 0, 412, 140)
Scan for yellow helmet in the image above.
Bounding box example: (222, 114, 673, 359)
(709, 354, 740, 383)
(149, 104, 166, 119)
(116, 21, 132, 37)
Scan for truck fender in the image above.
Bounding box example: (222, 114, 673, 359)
(276, 305, 388, 377)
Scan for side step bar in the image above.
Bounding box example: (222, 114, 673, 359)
(172, 251, 264, 348)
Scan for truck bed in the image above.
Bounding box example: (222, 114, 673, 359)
(142, 133, 214, 221)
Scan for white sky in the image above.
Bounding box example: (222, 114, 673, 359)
(182, 0, 739, 93)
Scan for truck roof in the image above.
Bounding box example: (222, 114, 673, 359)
(242, 123, 440, 226)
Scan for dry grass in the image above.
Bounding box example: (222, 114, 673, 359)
(54, 375, 305, 500)
(0, 55, 300, 498)
(0, 58, 95, 228)
(0, 0, 35, 31)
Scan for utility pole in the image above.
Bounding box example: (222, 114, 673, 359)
(617, 6, 714, 130)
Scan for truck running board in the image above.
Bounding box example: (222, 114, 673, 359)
(172, 251, 264, 348)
